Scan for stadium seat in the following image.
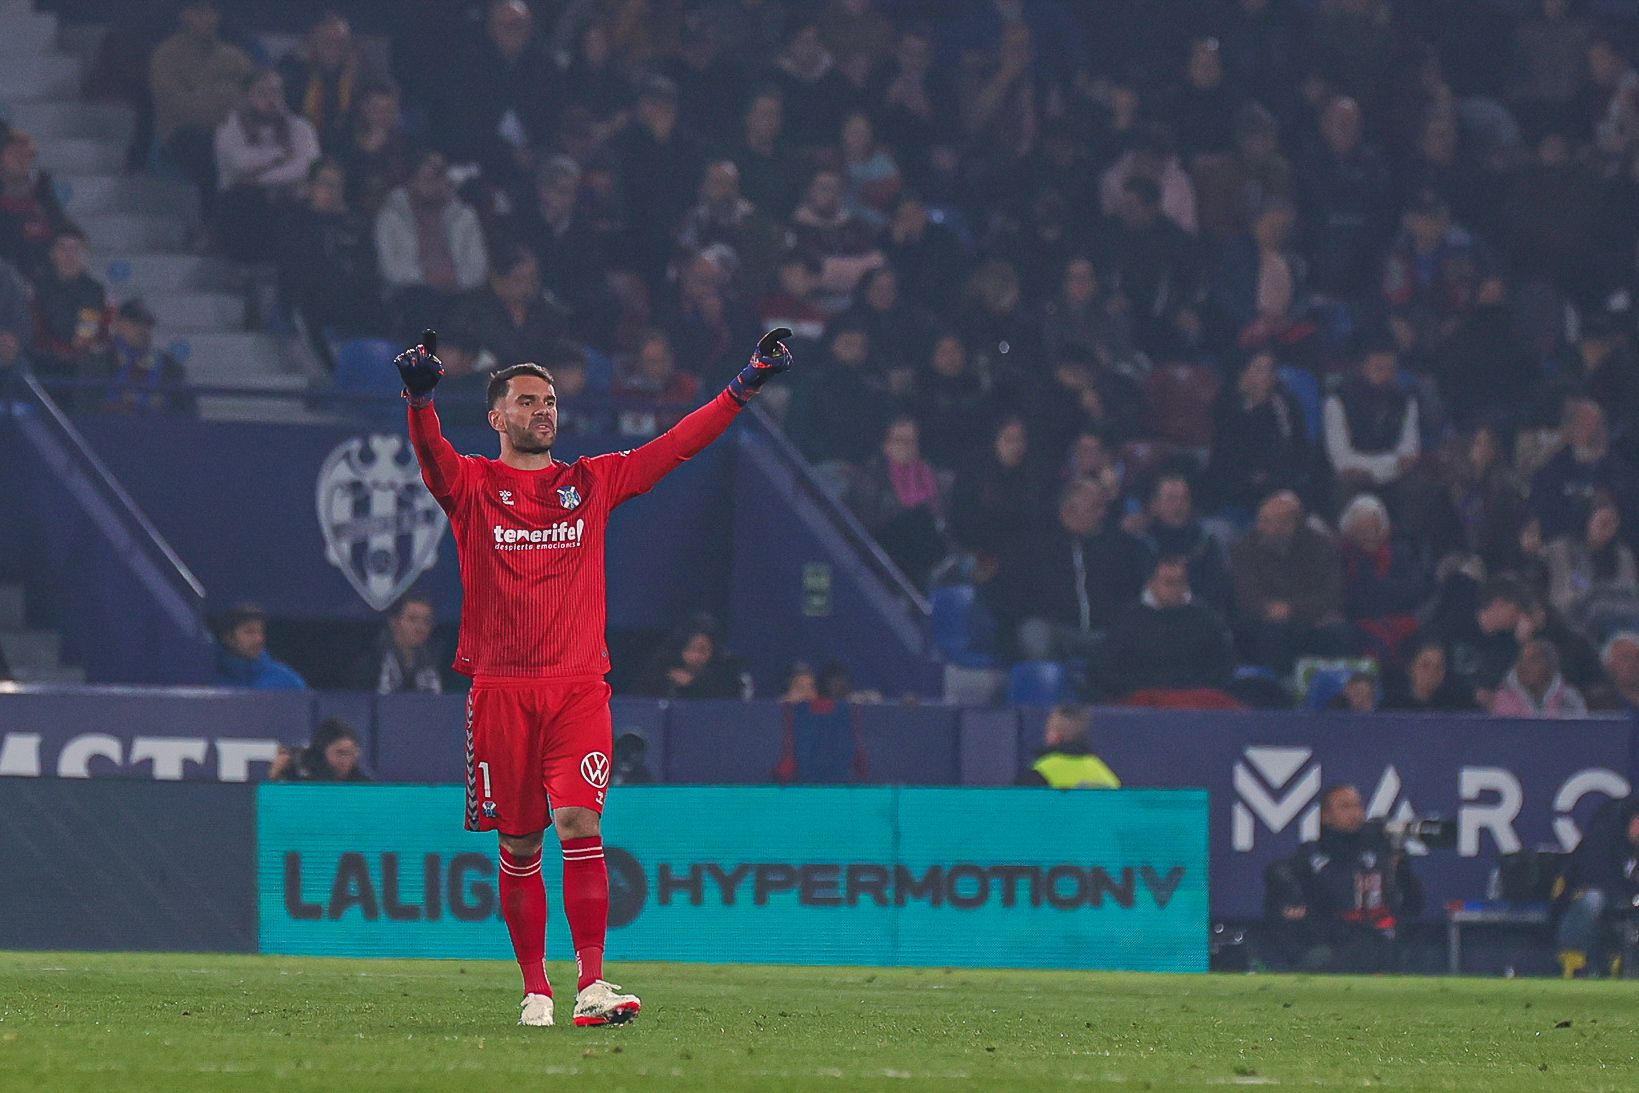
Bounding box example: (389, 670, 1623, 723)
(1146, 362, 1220, 447)
(1277, 365, 1323, 441)
(333, 337, 401, 398)
(1007, 660, 1069, 706)
(930, 584, 997, 668)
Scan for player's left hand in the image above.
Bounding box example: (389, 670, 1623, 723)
(728, 327, 793, 404)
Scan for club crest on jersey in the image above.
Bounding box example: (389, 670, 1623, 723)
(557, 485, 582, 511)
(499, 489, 515, 506)
(316, 435, 447, 611)
(580, 751, 611, 789)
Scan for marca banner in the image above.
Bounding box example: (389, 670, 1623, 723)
(1077, 710, 1637, 919)
(258, 785, 1208, 971)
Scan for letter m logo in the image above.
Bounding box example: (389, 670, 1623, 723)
(1232, 746, 1321, 851)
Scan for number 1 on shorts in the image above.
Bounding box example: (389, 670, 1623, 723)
(478, 760, 492, 797)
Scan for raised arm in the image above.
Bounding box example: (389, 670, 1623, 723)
(397, 332, 468, 509)
(598, 329, 793, 507)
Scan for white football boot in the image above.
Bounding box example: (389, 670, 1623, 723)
(572, 980, 641, 1027)
(519, 993, 555, 1027)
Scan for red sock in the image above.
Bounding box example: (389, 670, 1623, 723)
(561, 836, 609, 990)
(498, 847, 550, 996)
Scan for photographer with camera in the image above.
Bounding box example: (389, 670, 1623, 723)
(1263, 784, 1425, 972)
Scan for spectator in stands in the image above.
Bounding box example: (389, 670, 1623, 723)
(83, 299, 192, 416)
(349, 594, 441, 694)
(0, 130, 68, 278)
(1381, 191, 1494, 366)
(277, 157, 382, 360)
(338, 83, 411, 217)
(663, 249, 753, 381)
(1532, 397, 1639, 543)
(1128, 473, 1232, 613)
(149, 0, 254, 203)
(915, 333, 986, 472)
(1165, 36, 1243, 160)
(1230, 490, 1347, 670)
(1297, 95, 1392, 295)
(214, 603, 306, 690)
(1337, 494, 1432, 663)
(779, 661, 819, 705)
(0, 256, 33, 374)
(1098, 124, 1198, 236)
(838, 266, 932, 380)
(434, 0, 559, 182)
(611, 731, 654, 785)
(1212, 197, 1316, 363)
(1424, 425, 1529, 571)
(1589, 31, 1639, 169)
(1556, 796, 1639, 978)
(846, 416, 951, 588)
(674, 160, 783, 301)
(1548, 495, 1639, 639)
(375, 150, 488, 334)
(613, 329, 699, 433)
(269, 718, 370, 782)
(564, 22, 634, 139)
(1599, 632, 1639, 712)
(610, 74, 706, 283)
(1000, 476, 1151, 664)
(1193, 102, 1292, 243)
(1490, 638, 1588, 718)
(1323, 342, 1422, 514)
(1098, 174, 1202, 356)
(1381, 640, 1476, 712)
(958, 258, 1043, 386)
(30, 228, 108, 382)
(515, 156, 611, 342)
(785, 318, 890, 469)
(455, 242, 565, 375)
(1101, 556, 1236, 705)
(791, 168, 886, 313)
(1264, 783, 1423, 972)
(840, 111, 902, 229)
(733, 87, 805, 222)
(278, 11, 370, 151)
(883, 191, 968, 314)
(213, 68, 321, 263)
(1438, 578, 1530, 705)
(1207, 351, 1313, 515)
(633, 616, 747, 699)
(1331, 671, 1379, 713)
(950, 415, 1041, 577)
(1038, 256, 1137, 371)
(774, 17, 857, 151)
(1512, 0, 1591, 133)
(1015, 704, 1120, 788)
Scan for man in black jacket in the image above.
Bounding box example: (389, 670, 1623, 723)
(999, 476, 1152, 664)
(1100, 556, 1235, 700)
(1264, 783, 1423, 972)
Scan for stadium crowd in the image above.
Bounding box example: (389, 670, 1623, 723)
(14, 0, 1639, 711)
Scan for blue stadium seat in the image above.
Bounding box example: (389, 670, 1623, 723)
(1007, 661, 1068, 707)
(333, 337, 401, 397)
(930, 584, 996, 668)
(1278, 366, 1323, 441)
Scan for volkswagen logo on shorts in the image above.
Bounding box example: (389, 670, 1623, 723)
(580, 751, 611, 789)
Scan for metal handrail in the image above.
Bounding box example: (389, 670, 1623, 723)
(14, 372, 207, 607)
(745, 401, 932, 618)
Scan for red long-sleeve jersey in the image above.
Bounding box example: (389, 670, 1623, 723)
(407, 391, 743, 679)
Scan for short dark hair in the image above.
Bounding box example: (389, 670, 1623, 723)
(390, 593, 433, 618)
(217, 602, 265, 638)
(1319, 783, 1357, 812)
(487, 362, 555, 408)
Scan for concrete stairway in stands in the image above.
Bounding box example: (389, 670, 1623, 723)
(0, 0, 314, 421)
(0, 583, 84, 684)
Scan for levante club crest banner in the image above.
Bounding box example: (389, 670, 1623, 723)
(258, 785, 1209, 972)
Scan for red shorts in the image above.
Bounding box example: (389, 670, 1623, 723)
(463, 676, 613, 834)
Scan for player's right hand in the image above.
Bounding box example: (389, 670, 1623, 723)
(395, 328, 444, 403)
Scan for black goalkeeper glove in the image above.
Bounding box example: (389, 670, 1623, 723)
(395, 328, 444, 406)
(727, 327, 794, 405)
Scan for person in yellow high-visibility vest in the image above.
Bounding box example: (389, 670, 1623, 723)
(1015, 703, 1120, 788)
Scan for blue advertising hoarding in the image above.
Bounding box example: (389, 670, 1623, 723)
(258, 784, 1208, 972)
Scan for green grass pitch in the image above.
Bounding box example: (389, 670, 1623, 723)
(2, 953, 1637, 1091)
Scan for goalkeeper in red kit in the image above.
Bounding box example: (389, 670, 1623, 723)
(396, 326, 792, 1027)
